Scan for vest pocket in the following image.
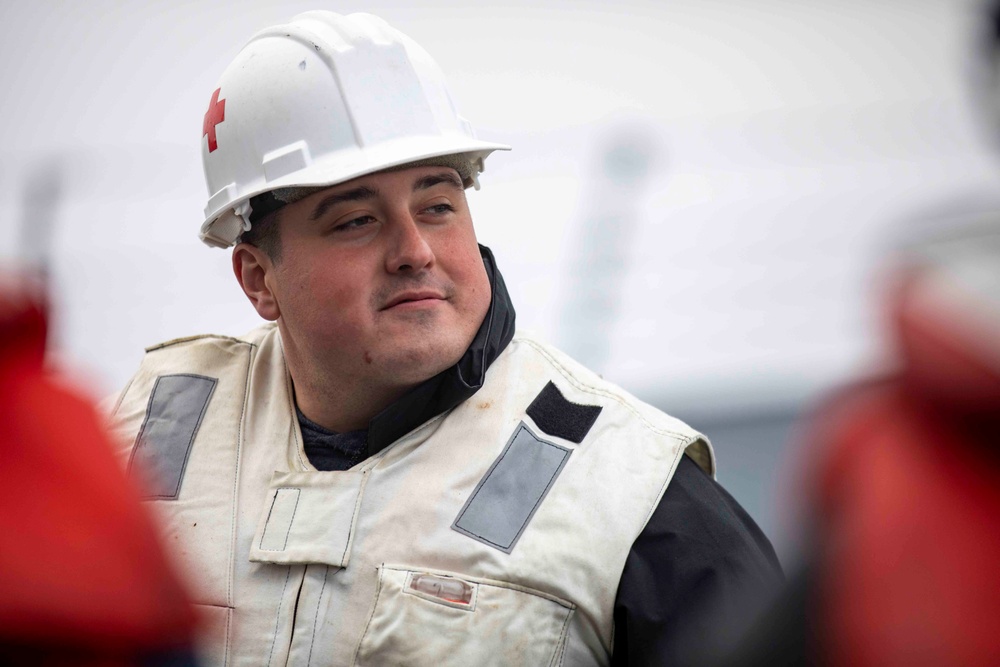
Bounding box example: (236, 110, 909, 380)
(353, 565, 575, 667)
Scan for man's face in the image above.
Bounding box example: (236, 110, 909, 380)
(257, 165, 491, 393)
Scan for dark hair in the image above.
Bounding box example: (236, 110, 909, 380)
(239, 208, 283, 263)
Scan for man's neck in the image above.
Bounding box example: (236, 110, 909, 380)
(293, 387, 378, 434)
(286, 359, 411, 434)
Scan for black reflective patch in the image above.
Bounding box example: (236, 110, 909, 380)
(453, 422, 571, 553)
(526, 381, 602, 444)
(128, 374, 217, 500)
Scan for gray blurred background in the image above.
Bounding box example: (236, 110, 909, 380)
(3, 0, 998, 562)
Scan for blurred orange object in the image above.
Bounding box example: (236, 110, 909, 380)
(0, 283, 197, 665)
(810, 230, 1000, 666)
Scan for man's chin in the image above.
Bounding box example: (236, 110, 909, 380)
(383, 342, 466, 386)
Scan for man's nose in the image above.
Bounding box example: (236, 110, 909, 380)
(385, 213, 435, 273)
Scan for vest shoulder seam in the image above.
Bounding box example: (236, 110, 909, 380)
(144, 333, 258, 353)
(515, 336, 701, 446)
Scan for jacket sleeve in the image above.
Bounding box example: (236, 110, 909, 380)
(610, 454, 784, 666)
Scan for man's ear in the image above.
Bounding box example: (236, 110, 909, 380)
(232, 243, 281, 321)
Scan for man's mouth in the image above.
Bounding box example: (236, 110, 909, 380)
(381, 290, 446, 310)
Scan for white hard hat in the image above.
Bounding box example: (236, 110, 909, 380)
(198, 11, 510, 248)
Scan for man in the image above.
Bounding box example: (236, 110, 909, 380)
(109, 11, 780, 666)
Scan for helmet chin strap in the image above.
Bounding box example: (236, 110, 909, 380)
(235, 200, 252, 232)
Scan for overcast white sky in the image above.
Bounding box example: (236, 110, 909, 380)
(2, 0, 997, 413)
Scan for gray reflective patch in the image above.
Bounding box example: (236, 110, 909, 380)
(128, 374, 217, 499)
(259, 488, 300, 551)
(453, 422, 571, 553)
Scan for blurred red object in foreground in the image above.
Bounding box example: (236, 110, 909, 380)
(810, 228, 1000, 666)
(0, 281, 197, 665)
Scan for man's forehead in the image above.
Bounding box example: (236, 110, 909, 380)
(336, 164, 463, 192)
(272, 165, 465, 225)
(247, 162, 467, 232)
(297, 165, 463, 204)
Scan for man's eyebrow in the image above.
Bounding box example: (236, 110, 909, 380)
(309, 185, 379, 221)
(413, 171, 464, 192)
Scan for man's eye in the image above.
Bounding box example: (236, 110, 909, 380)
(333, 215, 376, 231)
(424, 203, 454, 215)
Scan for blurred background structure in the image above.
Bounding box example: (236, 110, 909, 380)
(3, 0, 998, 563)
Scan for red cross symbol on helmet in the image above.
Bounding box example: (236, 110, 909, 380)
(203, 88, 226, 153)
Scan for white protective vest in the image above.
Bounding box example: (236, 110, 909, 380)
(109, 324, 714, 666)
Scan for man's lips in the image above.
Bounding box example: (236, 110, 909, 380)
(381, 290, 446, 310)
